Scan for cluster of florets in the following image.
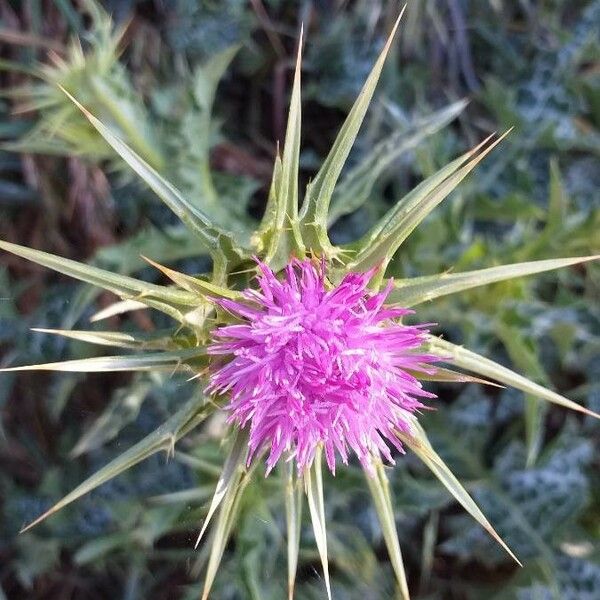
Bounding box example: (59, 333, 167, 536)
(207, 259, 438, 475)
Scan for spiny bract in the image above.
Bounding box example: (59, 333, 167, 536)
(1, 9, 598, 600)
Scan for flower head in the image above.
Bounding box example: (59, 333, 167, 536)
(207, 258, 438, 475)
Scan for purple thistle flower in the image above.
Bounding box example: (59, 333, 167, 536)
(207, 258, 439, 475)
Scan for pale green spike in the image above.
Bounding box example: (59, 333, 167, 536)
(90, 299, 147, 322)
(201, 457, 258, 600)
(407, 366, 502, 387)
(364, 461, 410, 599)
(397, 417, 522, 567)
(426, 337, 600, 419)
(194, 430, 249, 549)
(348, 131, 510, 274)
(20, 394, 213, 533)
(254, 152, 283, 250)
(0, 240, 197, 322)
(264, 26, 305, 268)
(277, 26, 303, 223)
(30, 327, 185, 351)
(142, 256, 243, 300)
(60, 88, 248, 281)
(285, 461, 303, 600)
(299, 7, 406, 254)
(0, 348, 206, 374)
(90, 76, 165, 170)
(305, 448, 332, 600)
(328, 98, 468, 225)
(387, 255, 600, 307)
(340, 139, 486, 264)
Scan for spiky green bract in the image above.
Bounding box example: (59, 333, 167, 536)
(1, 10, 598, 600)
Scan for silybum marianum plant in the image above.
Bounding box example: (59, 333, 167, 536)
(2, 11, 599, 600)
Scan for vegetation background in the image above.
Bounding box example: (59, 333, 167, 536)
(0, 1, 598, 599)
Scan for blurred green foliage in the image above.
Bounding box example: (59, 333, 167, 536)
(0, 1, 598, 599)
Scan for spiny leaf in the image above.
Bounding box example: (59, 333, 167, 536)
(189, 45, 240, 214)
(387, 255, 600, 307)
(299, 7, 406, 253)
(61, 88, 248, 279)
(0, 240, 197, 321)
(426, 337, 600, 419)
(348, 131, 511, 273)
(1, 348, 205, 373)
(20, 393, 213, 532)
(30, 327, 186, 351)
(328, 98, 469, 225)
(397, 417, 521, 566)
(364, 461, 410, 599)
(89, 75, 165, 170)
(305, 448, 332, 600)
(285, 461, 303, 600)
(195, 429, 249, 548)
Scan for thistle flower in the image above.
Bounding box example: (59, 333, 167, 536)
(1, 9, 598, 600)
(208, 258, 438, 476)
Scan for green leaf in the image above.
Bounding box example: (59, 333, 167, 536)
(189, 45, 240, 214)
(397, 417, 521, 566)
(61, 88, 248, 279)
(364, 461, 410, 599)
(305, 448, 332, 600)
(496, 325, 549, 467)
(299, 8, 406, 253)
(348, 132, 510, 273)
(284, 461, 303, 600)
(20, 393, 213, 532)
(387, 255, 599, 307)
(0, 240, 197, 320)
(328, 99, 468, 225)
(93, 224, 207, 275)
(193, 45, 240, 112)
(515, 158, 570, 260)
(426, 337, 600, 419)
(70, 378, 153, 456)
(1, 348, 205, 373)
(74, 533, 131, 565)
